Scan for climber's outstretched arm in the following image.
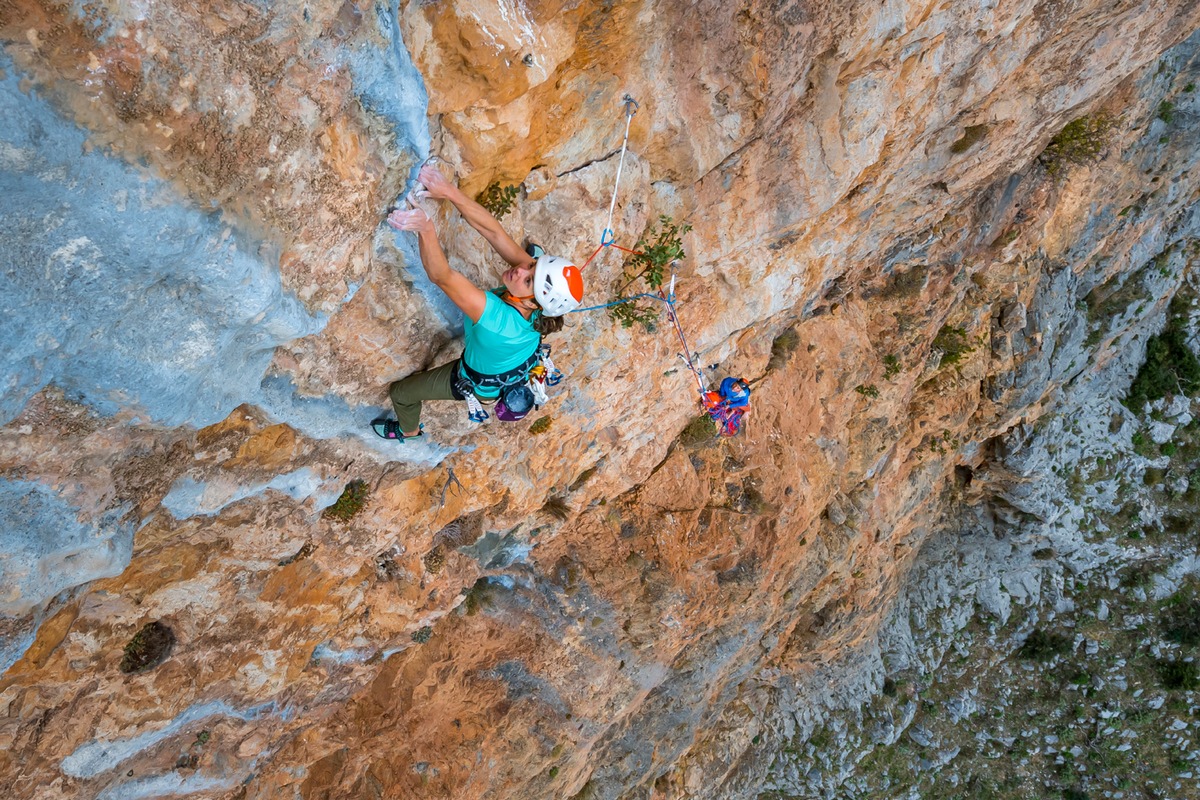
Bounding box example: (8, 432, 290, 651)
(388, 207, 487, 323)
(415, 163, 531, 268)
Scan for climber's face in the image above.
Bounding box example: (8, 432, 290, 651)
(502, 262, 536, 298)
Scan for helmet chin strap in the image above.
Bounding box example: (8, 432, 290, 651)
(502, 290, 538, 309)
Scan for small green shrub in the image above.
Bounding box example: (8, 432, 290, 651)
(1124, 297, 1200, 411)
(1161, 441, 1178, 457)
(462, 578, 498, 615)
(1157, 101, 1176, 124)
(1040, 114, 1114, 176)
(476, 182, 521, 218)
(323, 480, 369, 521)
(569, 465, 599, 492)
(883, 354, 901, 380)
(1160, 583, 1200, 645)
(411, 626, 433, 644)
(1017, 629, 1072, 661)
(528, 416, 552, 435)
(120, 621, 176, 674)
(609, 216, 691, 331)
(1156, 659, 1199, 690)
(933, 325, 974, 367)
(855, 384, 880, 399)
(1120, 562, 1156, 588)
(1184, 82, 1196, 92)
(950, 124, 989, 154)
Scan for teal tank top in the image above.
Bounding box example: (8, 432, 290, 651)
(462, 291, 542, 377)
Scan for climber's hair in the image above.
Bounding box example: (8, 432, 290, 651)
(532, 310, 564, 336)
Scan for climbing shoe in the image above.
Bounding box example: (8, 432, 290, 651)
(371, 418, 423, 441)
(525, 241, 545, 259)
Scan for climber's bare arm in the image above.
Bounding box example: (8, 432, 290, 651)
(415, 163, 531, 268)
(388, 208, 487, 323)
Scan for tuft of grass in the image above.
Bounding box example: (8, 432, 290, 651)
(569, 465, 599, 492)
(767, 328, 801, 373)
(528, 416, 552, 435)
(950, 124, 989, 154)
(932, 325, 974, 367)
(883, 354, 901, 380)
(541, 495, 571, 521)
(855, 384, 880, 399)
(411, 626, 432, 644)
(323, 480, 369, 522)
(881, 264, 928, 300)
(678, 414, 717, 447)
(1156, 101, 1176, 124)
(1039, 113, 1114, 176)
(120, 621, 176, 674)
(476, 182, 521, 218)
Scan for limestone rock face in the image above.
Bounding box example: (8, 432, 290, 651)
(1, 0, 1199, 798)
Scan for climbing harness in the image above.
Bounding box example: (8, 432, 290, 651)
(454, 344, 560, 425)
(703, 377, 751, 437)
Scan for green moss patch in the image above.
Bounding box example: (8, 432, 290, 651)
(120, 621, 176, 674)
(678, 414, 717, 447)
(323, 480, 369, 522)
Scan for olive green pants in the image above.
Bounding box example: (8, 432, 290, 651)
(388, 360, 461, 433)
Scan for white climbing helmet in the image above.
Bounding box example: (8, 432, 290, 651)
(533, 255, 585, 317)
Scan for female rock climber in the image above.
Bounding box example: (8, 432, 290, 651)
(371, 162, 585, 441)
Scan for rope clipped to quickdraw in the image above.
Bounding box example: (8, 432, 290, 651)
(581, 95, 639, 271)
(569, 95, 751, 437)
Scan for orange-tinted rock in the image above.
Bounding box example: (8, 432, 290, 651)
(2, 0, 1200, 798)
